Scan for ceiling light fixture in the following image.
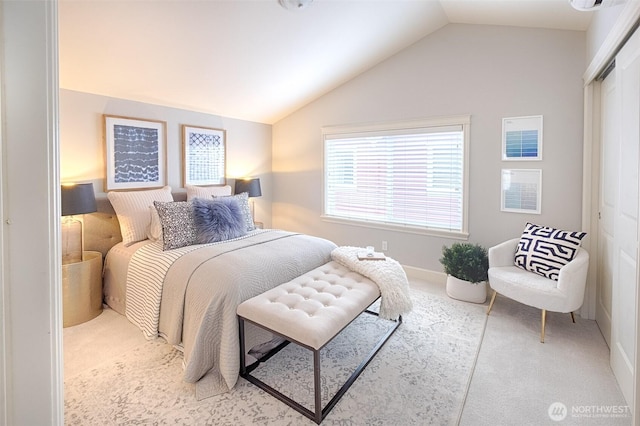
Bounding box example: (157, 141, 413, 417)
(278, 0, 314, 11)
(568, 0, 621, 11)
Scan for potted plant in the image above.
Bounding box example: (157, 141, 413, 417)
(440, 242, 489, 303)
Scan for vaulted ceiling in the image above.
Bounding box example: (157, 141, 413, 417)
(59, 0, 594, 124)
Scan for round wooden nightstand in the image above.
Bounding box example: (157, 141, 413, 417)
(62, 251, 103, 327)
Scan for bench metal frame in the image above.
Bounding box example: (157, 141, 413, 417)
(238, 302, 401, 424)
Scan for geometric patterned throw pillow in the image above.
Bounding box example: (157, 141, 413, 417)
(153, 201, 196, 251)
(514, 222, 587, 281)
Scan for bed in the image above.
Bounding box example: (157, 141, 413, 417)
(84, 187, 337, 400)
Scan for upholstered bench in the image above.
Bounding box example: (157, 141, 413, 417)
(237, 260, 402, 424)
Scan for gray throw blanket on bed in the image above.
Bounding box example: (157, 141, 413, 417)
(331, 246, 413, 320)
(126, 230, 337, 400)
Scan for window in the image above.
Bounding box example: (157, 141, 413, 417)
(323, 115, 470, 237)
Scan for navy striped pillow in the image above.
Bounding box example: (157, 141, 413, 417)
(514, 222, 586, 281)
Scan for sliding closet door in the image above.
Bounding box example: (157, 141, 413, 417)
(610, 26, 640, 407)
(597, 74, 617, 348)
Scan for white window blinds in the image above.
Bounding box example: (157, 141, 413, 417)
(323, 119, 468, 233)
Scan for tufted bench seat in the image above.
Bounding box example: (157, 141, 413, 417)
(237, 260, 402, 424)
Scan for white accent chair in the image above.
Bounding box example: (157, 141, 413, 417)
(486, 238, 590, 343)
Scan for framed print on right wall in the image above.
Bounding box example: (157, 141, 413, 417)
(501, 168, 542, 214)
(502, 115, 543, 161)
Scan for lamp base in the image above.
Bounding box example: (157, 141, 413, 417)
(62, 217, 82, 264)
(250, 199, 258, 225)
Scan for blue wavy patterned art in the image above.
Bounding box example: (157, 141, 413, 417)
(113, 124, 160, 184)
(104, 115, 165, 190)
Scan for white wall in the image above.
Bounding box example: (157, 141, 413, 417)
(273, 24, 586, 272)
(60, 90, 273, 226)
(1, 1, 62, 424)
(586, 2, 627, 65)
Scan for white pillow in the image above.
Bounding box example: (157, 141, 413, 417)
(147, 206, 163, 242)
(107, 186, 173, 246)
(185, 184, 232, 201)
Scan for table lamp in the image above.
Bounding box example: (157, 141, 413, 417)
(234, 178, 262, 223)
(61, 183, 97, 264)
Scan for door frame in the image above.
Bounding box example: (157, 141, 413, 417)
(0, 1, 63, 424)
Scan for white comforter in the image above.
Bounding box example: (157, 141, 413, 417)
(125, 230, 337, 399)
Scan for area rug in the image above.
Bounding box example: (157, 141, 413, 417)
(64, 287, 487, 425)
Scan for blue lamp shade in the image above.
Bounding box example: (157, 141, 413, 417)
(234, 178, 262, 198)
(61, 183, 97, 216)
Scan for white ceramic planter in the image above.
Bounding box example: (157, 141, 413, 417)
(446, 275, 487, 304)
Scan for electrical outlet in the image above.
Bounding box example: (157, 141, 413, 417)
(382, 241, 388, 251)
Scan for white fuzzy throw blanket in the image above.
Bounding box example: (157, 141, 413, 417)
(331, 246, 413, 320)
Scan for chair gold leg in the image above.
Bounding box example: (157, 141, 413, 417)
(570, 312, 575, 323)
(487, 290, 498, 315)
(540, 309, 546, 343)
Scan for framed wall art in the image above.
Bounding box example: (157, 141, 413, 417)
(182, 125, 226, 186)
(502, 115, 543, 161)
(104, 115, 166, 190)
(501, 168, 542, 214)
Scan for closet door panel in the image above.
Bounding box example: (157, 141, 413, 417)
(597, 75, 617, 347)
(610, 26, 640, 408)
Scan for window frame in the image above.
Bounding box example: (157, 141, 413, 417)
(321, 114, 470, 239)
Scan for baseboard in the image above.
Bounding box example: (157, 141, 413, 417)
(402, 265, 447, 286)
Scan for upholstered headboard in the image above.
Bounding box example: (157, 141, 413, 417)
(83, 192, 187, 257)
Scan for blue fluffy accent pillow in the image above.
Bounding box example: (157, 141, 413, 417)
(192, 197, 247, 243)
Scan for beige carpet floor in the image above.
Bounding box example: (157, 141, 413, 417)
(459, 289, 630, 425)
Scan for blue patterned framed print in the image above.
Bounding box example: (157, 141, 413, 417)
(501, 169, 542, 214)
(182, 125, 226, 186)
(502, 115, 543, 161)
(104, 115, 166, 190)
